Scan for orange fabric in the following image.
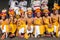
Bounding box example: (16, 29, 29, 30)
(27, 10, 32, 14)
(43, 9, 49, 13)
(35, 8, 41, 13)
(19, 9, 24, 14)
(2, 21, 7, 30)
(2, 25, 4, 30)
(52, 3, 59, 10)
(9, 9, 14, 16)
(1, 13, 6, 17)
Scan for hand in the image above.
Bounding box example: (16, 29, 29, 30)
(27, 26, 31, 31)
(48, 24, 52, 28)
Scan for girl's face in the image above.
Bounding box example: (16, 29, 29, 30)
(36, 12, 41, 17)
(53, 10, 58, 14)
(1, 16, 5, 20)
(55, 10, 58, 14)
(45, 12, 48, 17)
(27, 13, 32, 18)
(21, 13, 25, 18)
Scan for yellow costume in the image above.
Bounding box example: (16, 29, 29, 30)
(5, 25, 9, 33)
(34, 17, 44, 35)
(18, 19, 26, 31)
(8, 9, 14, 16)
(43, 9, 54, 33)
(52, 3, 60, 37)
(9, 22, 16, 34)
(51, 15, 59, 37)
(1, 20, 10, 33)
(1, 13, 7, 30)
(43, 17, 54, 33)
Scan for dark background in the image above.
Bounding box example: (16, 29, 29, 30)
(0, 0, 60, 12)
(0, 0, 9, 12)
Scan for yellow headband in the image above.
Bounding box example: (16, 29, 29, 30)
(43, 9, 49, 13)
(9, 9, 14, 16)
(19, 9, 24, 14)
(35, 8, 41, 13)
(1, 13, 6, 17)
(53, 3, 60, 10)
(27, 10, 32, 14)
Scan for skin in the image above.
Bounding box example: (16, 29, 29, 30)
(17, 13, 26, 37)
(51, 10, 60, 37)
(1, 16, 9, 40)
(18, 13, 26, 25)
(9, 15, 14, 24)
(26, 13, 33, 31)
(43, 12, 52, 27)
(26, 13, 34, 37)
(51, 10, 59, 24)
(8, 15, 15, 37)
(34, 12, 43, 25)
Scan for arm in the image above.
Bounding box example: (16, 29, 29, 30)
(42, 17, 45, 25)
(41, 17, 44, 25)
(49, 17, 52, 24)
(58, 15, 60, 27)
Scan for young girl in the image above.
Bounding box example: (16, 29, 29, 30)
(51, 9, 60, 37)
(34, 8, 44, 38)
(1, 15, 9, 40)
(26, 9, 34, 38)
(43, 9, 54, 37)
(17, 11, 26, 38)
(8, 14, 16, 38)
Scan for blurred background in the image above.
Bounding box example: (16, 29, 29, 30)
(0, 0, 60, 12)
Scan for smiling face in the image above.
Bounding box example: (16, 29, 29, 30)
(44, 12, 48, 17)
(27, 13, 32, 18)
(53, 10, 58, 14)
(36, 12, 41, 18)
(1, 16, 5, 20)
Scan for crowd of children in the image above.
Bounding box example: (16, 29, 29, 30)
(0, 2, 60, 40)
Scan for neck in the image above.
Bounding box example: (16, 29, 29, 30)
(28, 17, 32, 18)
(45, 16, 48, 18)
(37, 16, 40, 18)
